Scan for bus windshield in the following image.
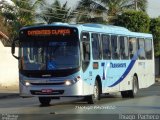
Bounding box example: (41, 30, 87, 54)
(20, 40, 80, 70)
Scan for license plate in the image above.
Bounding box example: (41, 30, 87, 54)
(41, 89, 53, 93)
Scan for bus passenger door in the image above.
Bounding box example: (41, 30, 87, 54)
(81, 32, 93, 95)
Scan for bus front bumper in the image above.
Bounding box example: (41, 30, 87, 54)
(19, 80, 88, 97)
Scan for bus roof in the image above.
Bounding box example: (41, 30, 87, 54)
(79, 23, 152, 38)
(21, 22, 153, 39)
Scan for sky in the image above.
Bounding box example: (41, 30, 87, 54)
(2, 0, 160, 18)
(147, 0, 160, 18)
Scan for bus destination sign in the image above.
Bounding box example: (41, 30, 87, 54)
(27, 29, 71, 36)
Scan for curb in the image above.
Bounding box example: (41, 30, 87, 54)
(0, 93, 19, 99)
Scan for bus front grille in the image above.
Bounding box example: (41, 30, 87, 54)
(30, 82, 64, 85)
(30, 90, 64, 95)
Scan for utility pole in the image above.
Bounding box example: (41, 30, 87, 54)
(134, 0, 138, 11)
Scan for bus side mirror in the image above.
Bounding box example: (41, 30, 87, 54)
(11, 38, 19, 60)
(11, 42, 15, 54)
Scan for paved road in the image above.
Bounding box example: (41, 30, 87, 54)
(0, 83, 160, 120)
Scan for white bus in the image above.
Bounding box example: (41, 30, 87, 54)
(11, 23, 155, 105)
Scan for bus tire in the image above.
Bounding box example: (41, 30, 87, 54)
(39, 97, 51, 106)
(87, 80, 100, 104)
(129, 76, 139, 98)
(121, 91, 129, 98)
(121, 76, 138, 98)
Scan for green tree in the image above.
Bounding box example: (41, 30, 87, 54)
(0, 15, 10, 36)
(100, 0, 147, 16)
(0, 0, 44, 39)
(39, 0, 73, 24)
(75, 0, 147, 23)
(74, 0, 107, 23)
(115, 10, 150, 33)
(134, 0, 147, 12)
(150, 17, 160, 57)
(0, 15, 11, 46)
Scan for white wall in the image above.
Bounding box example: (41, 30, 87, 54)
(0, 42, 18, 90)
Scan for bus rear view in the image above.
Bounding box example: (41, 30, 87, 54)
(12, 25, 82, 105)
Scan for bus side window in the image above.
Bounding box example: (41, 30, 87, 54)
(129, 37, 137, 59)
(120, 36, 129, 59)
(92, 33, 101, 60)
(81, 32, 90, 71)
(81, 32, 90, 61)
(145, 39, 152, 59)
(111, 35, 119, 59)
(102, 34, 111, 59)
(138, 38, 146, 60)
(82, 43, 90, 61)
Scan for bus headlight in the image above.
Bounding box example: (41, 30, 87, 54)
(25, 82, 30, 86)
(65, 80, 72, 86)
(65, 76, 81, 86)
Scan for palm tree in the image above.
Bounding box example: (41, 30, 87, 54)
(100, 0, 148, 23)
(75, 0, 147, 23)
(0, 0, 45, 39)
(132, 0, 147, 12)
(74, 0, 108, 23)
(39, 0, 73, 24)
(100, 0, 147, 16)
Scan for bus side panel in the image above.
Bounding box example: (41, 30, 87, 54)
(117, 60, 134, 92)
(146, 60, 155, 87)
(119, 60, 155, 91)
(102, 60, 131, 93)
(119, 75, 133, 92)
(138, 60, 155, 88)
(82, 63, 96, 96)
(136, 60, 148, 89)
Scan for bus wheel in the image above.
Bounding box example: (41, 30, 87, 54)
(129, 76, 139, 98)
(87, 80, 100, 104)
(39, 97, 51, 106)
(121, 76, 138, 98)
(121, 91, 129, 98)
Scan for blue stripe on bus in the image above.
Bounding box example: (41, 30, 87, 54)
(108, 49, 141, 87)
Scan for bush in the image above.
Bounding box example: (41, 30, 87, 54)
(114, 10, 150, 33)
(150, 17, 160, 57)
